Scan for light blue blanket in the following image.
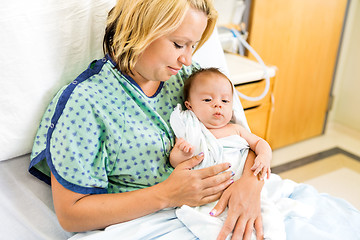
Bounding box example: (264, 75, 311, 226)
(284, 183, 360, 240)
(70, 174, 360, 240)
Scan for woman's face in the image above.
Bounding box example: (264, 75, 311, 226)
(130, 8, 208, 88)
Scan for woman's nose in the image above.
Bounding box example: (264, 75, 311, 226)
(178, 48, 192, 66)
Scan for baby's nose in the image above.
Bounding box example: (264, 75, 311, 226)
(214, 102, 222, 108)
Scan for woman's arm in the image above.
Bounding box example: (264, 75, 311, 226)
(52, 154, 234, 232)
(211, 150, 265, 240)
(51, 173, 166, 232)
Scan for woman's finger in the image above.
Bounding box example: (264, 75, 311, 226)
(241, 220, 255, 240)
(217, 212, 242, 240)
(202, 169, 233, 189)
(210, 188, 231, 217)
(254, 216, 264, 240)
(200, 178, 234, 205)
(199, 192, 223, 206)
(197, 162, 231, 179)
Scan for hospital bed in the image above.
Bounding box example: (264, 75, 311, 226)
(1, 1, 359, 240)
(0, 1, 228, 239)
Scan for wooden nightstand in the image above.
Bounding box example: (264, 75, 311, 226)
(225, 53, 276, 140)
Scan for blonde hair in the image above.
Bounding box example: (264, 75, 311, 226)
(103, 0, 218, 75)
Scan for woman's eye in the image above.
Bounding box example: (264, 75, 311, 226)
(174, 42, 183, 49)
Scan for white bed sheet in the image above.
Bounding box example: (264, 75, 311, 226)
(0, 154, 73, 240)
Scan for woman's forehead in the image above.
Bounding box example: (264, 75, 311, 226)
(169, 8, 207, 43)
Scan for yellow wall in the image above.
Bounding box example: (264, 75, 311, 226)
(330, 0, 360, 131)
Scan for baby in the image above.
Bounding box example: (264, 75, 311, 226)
(169, 67, 285, 240)
(170, 67, 271, 180)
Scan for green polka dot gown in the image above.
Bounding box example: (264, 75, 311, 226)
(29, 55, 199, 194)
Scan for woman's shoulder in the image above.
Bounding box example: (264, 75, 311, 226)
(31, 56, 124, 150)
(59, 57, 128, 103)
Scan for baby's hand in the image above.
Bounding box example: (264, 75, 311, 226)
(174, 138, 194, 158)
(169, 138, 195, 168)
(250, 155, 271, 180)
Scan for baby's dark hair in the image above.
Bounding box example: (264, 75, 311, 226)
(183, 67, 233, 101)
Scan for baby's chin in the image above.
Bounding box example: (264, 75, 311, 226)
(204, 122, 228, 130)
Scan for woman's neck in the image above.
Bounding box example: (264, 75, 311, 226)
(129, 72, 161, 97)
(140, 81, 161, 97)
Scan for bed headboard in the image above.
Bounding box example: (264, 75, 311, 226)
(0, 1, 229, 161)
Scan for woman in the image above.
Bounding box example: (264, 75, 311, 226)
(29, 0, 264, 239)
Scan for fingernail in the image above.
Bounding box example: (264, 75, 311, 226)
(230, 179, 234, 184)
(231, 171, 235, 177)
(228, 164, 232, 168)
(197, 152, 204, 158)
(209, 209, 217, 216)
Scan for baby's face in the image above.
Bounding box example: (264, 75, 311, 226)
(185, 73, 233, 129)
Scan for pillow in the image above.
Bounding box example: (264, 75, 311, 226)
(0, 2, 230, 161)
(0, 1, 116, 161)
(193, 27, 229, 75)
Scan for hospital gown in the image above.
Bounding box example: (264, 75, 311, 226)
(29, 55, 197, 195)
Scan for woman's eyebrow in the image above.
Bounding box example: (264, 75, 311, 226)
(172, 36, 201, 44)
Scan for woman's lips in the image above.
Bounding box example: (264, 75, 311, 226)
(168, 66, 181, 75)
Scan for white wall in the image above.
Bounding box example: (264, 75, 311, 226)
(329, 0, 360, 131)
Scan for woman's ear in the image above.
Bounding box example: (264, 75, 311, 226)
(184, 101, 192, 110)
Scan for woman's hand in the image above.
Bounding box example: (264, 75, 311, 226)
(160, 153, 234, 208)
(211, 151, 265, 240)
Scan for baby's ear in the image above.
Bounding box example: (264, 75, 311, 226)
(184, 101, 192, 110)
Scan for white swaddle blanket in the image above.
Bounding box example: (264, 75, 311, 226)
(169, 104, 286, 240)
(169, 104, 249, 172)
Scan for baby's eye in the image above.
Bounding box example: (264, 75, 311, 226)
(222, 100, 230, 103)
(203, 99, 212, 102)
(173, 42, 184, 49)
